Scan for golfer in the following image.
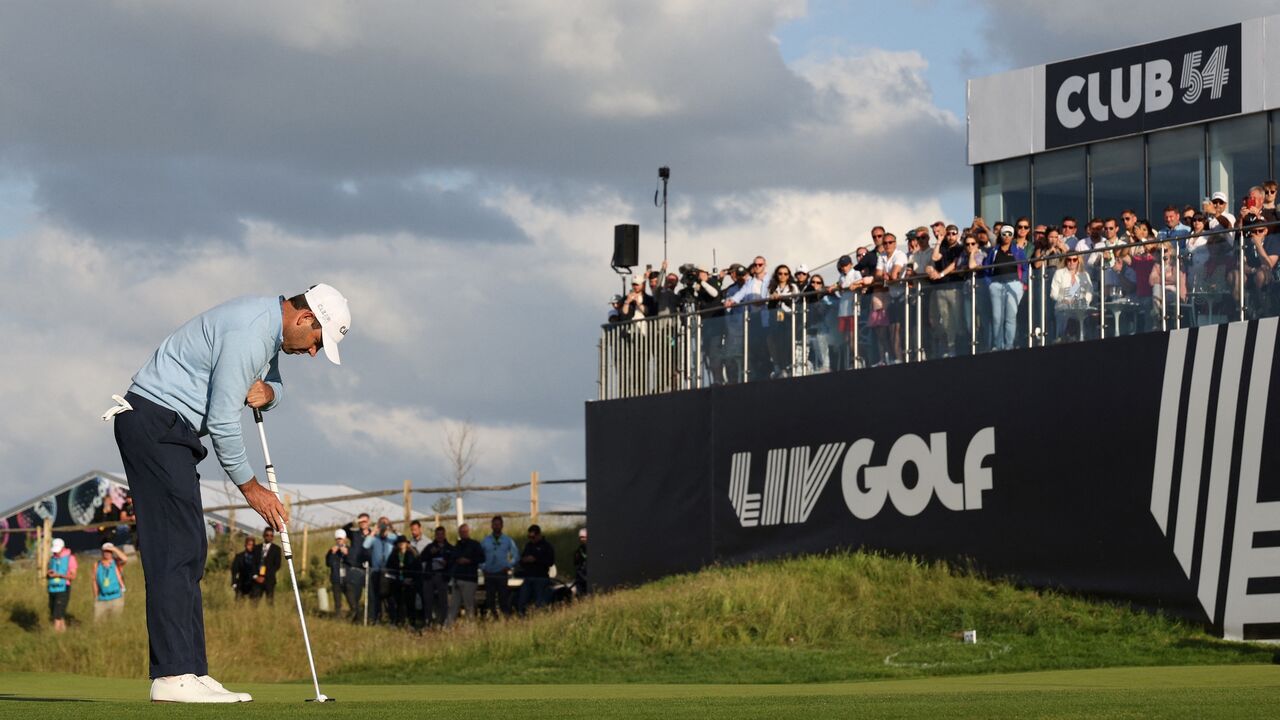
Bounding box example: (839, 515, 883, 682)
(103, 284, 351, 703)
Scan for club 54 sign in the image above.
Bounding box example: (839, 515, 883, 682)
(1045, 24, 1241, 148)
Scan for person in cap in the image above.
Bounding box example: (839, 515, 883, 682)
(325, 529, 351, 618)
(383, 534, 419, 627)
(94, 542, 129, 622)
(47, 537, 77, 632)
(102, 284, 351, 703)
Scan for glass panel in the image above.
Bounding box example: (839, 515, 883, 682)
(1089, 136, 1144, 221)
(978, 157, 1030, 224)
(1273, 111, 1279, 184)
(1032, 147, 1086, 229)
(1208, 113, 1268, 210)
(1148, 125, 1204, 219)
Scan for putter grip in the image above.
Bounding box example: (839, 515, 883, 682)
(253, 407, 263, 423)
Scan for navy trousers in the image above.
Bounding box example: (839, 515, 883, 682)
(113, 392, 209, 679)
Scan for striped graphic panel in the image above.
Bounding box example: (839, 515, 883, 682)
(1151, 328, 1190, 533)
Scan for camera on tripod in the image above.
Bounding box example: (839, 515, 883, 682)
(678, 262, 701, 287)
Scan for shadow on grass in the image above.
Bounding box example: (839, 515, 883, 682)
(0, 695, 93, 703)
(1172, 637, 1276, 659)
(8, 603, 41, 632)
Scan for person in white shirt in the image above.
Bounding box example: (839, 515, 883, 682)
(1050, 254, 1094, 342)
(873, 234, 907, 365)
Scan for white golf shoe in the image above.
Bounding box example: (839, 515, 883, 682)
(149, 674, 242, 703)
(198, 675, 253, 702)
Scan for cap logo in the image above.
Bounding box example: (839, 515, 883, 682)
(339, 325, 347, 336)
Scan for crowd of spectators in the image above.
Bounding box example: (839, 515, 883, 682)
(607, 179, 1280, 380)
(323, 514, 588, 630)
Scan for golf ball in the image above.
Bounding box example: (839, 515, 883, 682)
(316, 694, 328, 702)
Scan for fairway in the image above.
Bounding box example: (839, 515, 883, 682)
(2, 665, 1277, 719)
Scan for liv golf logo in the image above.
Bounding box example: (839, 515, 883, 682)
(1045, 24, 1241, 148)
(1151, 319, 1280, 641)
(727, 428, 995, 527)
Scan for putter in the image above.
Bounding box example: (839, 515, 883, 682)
(252, 408, 335, 703)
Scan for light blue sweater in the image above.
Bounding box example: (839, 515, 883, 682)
(129, 296, 284, 485)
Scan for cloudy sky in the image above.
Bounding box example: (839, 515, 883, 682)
(1, 0, 1273, 514)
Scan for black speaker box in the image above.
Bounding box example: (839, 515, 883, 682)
(613, 224, 639, 268)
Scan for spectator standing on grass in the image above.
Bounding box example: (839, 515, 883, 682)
(342, 526, 368, 623)
(516, 524, 556, 614)
(384, 535, 418, 627)
(258, 527, 282, 602)
(574, 528, 589, 596)
(94, 542, 128, 621)
(408, 520, 429, 625)
(445, 523, 485, 627)
(47, 537, 77, 632)
(422, 526, 453, 626)
(364, 516, 396, 623)
(480, 516, 518, 618)
(325, 529, 350, 618)
(231, 536, 261, 601)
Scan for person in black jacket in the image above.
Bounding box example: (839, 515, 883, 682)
(573, 528, 589, 596)
(515, 524, 555, 615)
(444, 523, 485, 627)
(419, 526, 453, 627)
(383, 535, 418, 627)
(324, 529, 351, 617)
(230, 536, 262, 600)
(259, 527, 283, 601)
(340, 524, 368, 623)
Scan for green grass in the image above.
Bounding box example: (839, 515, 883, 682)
(0, 550, 1274, 686)
(1, 666, 1278, 718)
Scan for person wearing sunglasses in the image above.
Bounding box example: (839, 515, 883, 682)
(1246, 218, 1280, 316)
(983, 224, 1028, 351)
(803, 273, 836, 373)
(926, 223, 965, 358)
(765, 264, 799, 378)
(1050, 252, 1094, 342)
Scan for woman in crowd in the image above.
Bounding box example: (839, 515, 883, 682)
(1050, 253, 1094, 342)
(984, 225, 1027, 351)
(1149, 240, 1189, 327)
(802, 274, 835, 373)
(765, 264, 798, 378)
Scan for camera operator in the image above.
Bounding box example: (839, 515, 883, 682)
(720, 263, 749, 382)
(677, 263, 725, 383)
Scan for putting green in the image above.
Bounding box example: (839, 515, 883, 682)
(0, 665, 1277, 719)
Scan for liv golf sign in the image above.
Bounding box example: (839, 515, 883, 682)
(1045, 24, 1241, 148)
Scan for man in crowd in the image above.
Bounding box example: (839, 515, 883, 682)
(364, 516, 396, 623)
(420, 526, 453, 626)
(325, 529, 351, 618)
(407, 520, 429, 625)
(1246, 214, 1280, 315)
(1061, 217, 1085, 252)
(930, 220, 947, 247)
(1120, 209, 1138, 240)
(258, 527, 282, 602)
(1205, 191, 1236, 231)
(105, 283, 349, 703)
(874, 233, 907, 364)
(720, 263, 748, 382)
(1158, 205, 1191, 249)
(724, 256, 771, 380)
(94, 542, 129, 621)
(480, 515, 519, 618)
(927, 224, 964, 358)
(231, 536, 262, 601)
(516, 524, 556, 614)
(681, 264, 724, 384)
(573, 528, 589, 596)
(445, 523, 485, 627)
(47, 537, 77, 632)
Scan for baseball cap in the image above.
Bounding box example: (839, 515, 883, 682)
(1000, 227, 1015, 236)
(795, 264, 809, 274)
(51, 538, 65, 553)
(838, 255, 852, 266)
(629, 274, 642, 285)
(1211, 191, 1228, 203)
(303, 283, 351, 366)
(334, 529, 347, 539)
(729, 263, 747, 275)
(101, 542, 116, 551)
(609, 294, 624, 305)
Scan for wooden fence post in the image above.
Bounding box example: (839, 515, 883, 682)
(530, 471, 540, 524)
(403, 479, 412, 531)
(34, 524, 43, 581)
(455, 496, 465, 529)
(40, 517, 53, 581)
(301, 525, 309, 573)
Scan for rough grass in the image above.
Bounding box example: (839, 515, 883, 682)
(0, 550, 1272, 685)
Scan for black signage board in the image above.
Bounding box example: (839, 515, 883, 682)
(1045, 24, 1241, 149)
(587, 320, 1280, 639)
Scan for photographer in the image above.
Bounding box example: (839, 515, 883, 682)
(720, 263, 750, 382)
(677, 264, 726, 384)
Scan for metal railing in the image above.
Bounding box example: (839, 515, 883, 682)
(598, 220, 1280, 400)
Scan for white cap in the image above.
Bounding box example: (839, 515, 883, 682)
(334, 529, 347, 539)
(1211, 191, 1228, 203)
(51, 538, 65, 553)
(101, 542, 116, 551)
(795, 264, 809, 274)
(303, 283, 351, 365)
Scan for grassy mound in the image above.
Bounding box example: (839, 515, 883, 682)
(0, 551, 1271, 684)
